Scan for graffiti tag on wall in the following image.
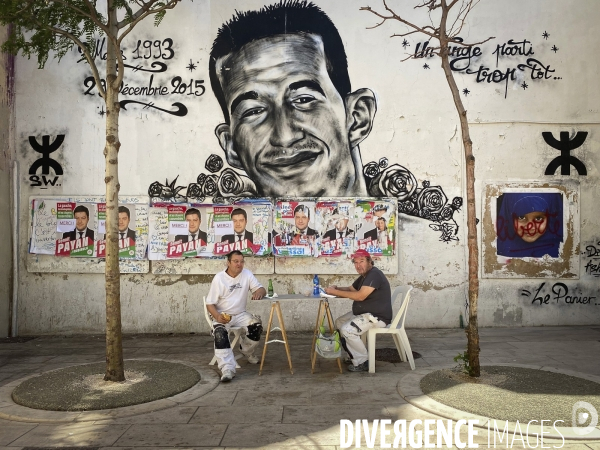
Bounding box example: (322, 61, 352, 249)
(28, 135, 64, 188)
(583, 241, 600, 278)
(414, 37, 560, 98)
(521, 282, 598, 306)
(78, 37, 204, 117)
(543, 131, 588, 176)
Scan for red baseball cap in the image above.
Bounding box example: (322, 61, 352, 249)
(350, 249, 371, 259)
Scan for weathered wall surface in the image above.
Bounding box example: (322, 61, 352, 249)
(0, 24, 13, 337)
(13, 0, 600, 334)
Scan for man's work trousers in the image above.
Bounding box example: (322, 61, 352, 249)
(335, 311, 386, 366)
(212, 311, 262, 372)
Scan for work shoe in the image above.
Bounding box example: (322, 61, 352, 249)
(220, 369, 236, 382)
(240, 345, 260, 364)
(241, 352, 259, 364)
(348, 361, 369, 372)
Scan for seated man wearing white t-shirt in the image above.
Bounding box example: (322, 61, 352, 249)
(206, 250, 266, 382)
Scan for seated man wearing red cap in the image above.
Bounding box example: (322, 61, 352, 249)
(324, 249, 392, 372)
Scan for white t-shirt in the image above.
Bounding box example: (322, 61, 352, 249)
(206, 268, 263, 315)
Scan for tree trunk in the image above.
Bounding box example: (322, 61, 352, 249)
(103, 0, 124, 382)
(439, 0, 480, 377)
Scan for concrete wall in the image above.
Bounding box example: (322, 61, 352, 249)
(13, 0, 600, 334)
(0, 24, 13, 337)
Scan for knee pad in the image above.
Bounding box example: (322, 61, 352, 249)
(213, 325, 231, 349)
(246, 323, 263, 341)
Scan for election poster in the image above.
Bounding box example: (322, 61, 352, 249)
(166, 204, 209, 259)
(54, 202, 97, 257)
(355, 199, 396, 256)
(273, 201, 316, 257)
(315, 201, 355, 257)
(96, 203, 138, 259)
(213, 204, 262, 256)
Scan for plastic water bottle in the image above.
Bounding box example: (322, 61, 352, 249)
(313, 274, 319, 296)
(268, 279, 274, 297)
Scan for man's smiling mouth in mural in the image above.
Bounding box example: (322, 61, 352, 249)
(259, 142, 324, 173)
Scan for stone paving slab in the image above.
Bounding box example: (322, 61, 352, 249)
(10, 423, 131, 447)
(113, 424, 227, 447)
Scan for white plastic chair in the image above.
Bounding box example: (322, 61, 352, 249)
(366, 286, 415, 373)
(203, 296, 243, 369)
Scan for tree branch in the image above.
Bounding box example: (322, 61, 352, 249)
(361, 5, 440, 41)
(23, 11, 106, 99)
(117, 0, 179, 40)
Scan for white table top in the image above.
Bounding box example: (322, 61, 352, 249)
(257, 294, 338, 301)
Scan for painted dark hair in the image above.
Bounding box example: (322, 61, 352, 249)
(227, 250, 244, 261)
(209, 0, 351, 124)
(118, 205, 130, 219)
(74, 205, 89, 218)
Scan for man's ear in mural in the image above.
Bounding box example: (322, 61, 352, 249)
(345, 88, 377, 148)
(215, 123, 243, 170)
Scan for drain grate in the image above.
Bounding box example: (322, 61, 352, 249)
(375, 347, 421, 363)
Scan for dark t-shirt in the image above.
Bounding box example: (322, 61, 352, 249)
(351, 266, 392, 324)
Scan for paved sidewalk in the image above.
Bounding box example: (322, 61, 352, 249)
(0, 326, 599, 449)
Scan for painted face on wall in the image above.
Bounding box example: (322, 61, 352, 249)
(118, 212, 130, 232)
(294, 211, 309, 232)
(75, 211, 89, 231)
(215, 34, 375, 197)
(513, 211, 548, 243)
(232, 213, 247, 234)
(186, 213, 200, 234)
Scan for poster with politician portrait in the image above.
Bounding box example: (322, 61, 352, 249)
(316, 200, 355, 257)
(166, 204, 211, 259)
(273, 201, 316, 257)
(55, 202, 97, 257)
(213, 204, 261, 256)
(96, 203, 138, 259)
(355, 199, 396, 256)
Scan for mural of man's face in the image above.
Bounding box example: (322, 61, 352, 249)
(294, 211, 309, 231)
(215, 34, 375, 197)
(186, 213, 200, 234)
(75, 211, 89, 231)
(232, 213, 247, 234)
(118, 212, 130, 232)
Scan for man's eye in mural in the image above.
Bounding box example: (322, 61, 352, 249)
(291, 95, 317, 107)
(240, 107, 265, 119)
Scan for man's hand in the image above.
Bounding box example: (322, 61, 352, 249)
(325, 286, 337, 295)
(252, 287, 267, 300)
(214, 313, 229, 324)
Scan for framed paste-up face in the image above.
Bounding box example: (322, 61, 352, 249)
(482, 183, 579, 279)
